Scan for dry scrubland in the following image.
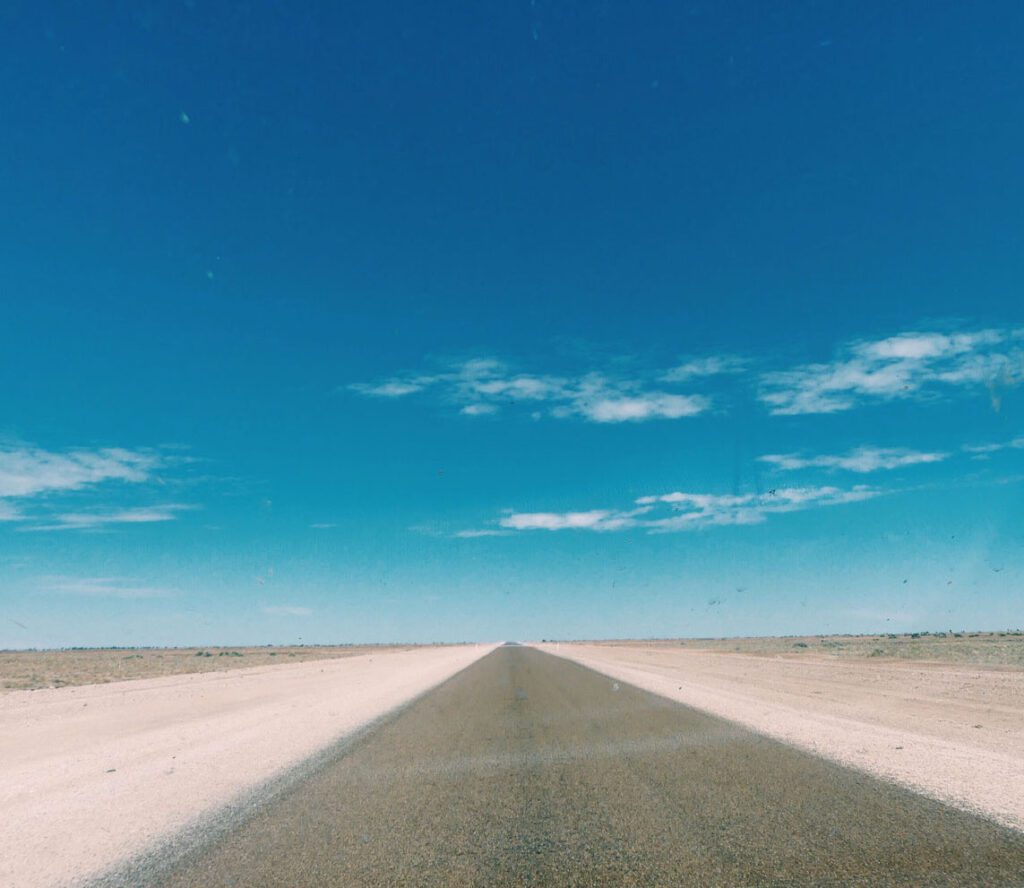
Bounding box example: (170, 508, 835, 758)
(0, 644, 419, 691)
(575, 630, 1024, 667)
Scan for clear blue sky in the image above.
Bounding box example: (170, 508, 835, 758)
(1, 1, 1022, 647)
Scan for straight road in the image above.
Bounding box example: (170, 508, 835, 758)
(111, 646, 1024, 887)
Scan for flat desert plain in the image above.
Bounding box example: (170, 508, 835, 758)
(538, 632, 1024, 831)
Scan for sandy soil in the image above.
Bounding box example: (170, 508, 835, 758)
(0, 643, 496, 888)
(0, 644, 419, 691)
(536, 642, 1024, 832)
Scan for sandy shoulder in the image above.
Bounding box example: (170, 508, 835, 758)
(536, 643, 1024, 832)
(0, 643, 497, 888)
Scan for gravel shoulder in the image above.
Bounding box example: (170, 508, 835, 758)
(537, 642, 1024, 831)
(0, 643, 496, 887)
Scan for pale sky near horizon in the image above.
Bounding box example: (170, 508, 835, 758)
(1, 1, 1022, 648)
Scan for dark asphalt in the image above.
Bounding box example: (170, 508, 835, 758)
(120, 646, 1024, 887)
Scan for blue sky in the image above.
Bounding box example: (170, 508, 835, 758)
(1, 2, 1022, 647)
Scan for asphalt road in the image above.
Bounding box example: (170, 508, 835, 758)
(115, 646, 1024, 887)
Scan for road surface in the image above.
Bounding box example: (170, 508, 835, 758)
(101, 646, 1024, 887)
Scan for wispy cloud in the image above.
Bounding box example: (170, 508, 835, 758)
(758, 328, 1024, 415)
(575, 391, 708, 423)
(962, 435, 1024, 458)
(42, 576, 174, 599)
(262, 605, 312, 616)
(349, 378, 437, 397)
(499, 507, 652, 532)
(0, 444, 198, 531)
(659, 354, 748, 383)
(353, 326, 1023, 422)
(470, 484, 882, 537)
(758, 446, 949, 473)
(0, 445, 158, 498)
(460, 403, 500, 416)
(20, 504, 194, 532)
(638, 486, 881, 532)
(350, 358, 716, 423)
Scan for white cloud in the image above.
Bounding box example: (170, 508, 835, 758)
(771, 485, 881, 507)
(485, 484, 882, 537)
(497, 510, 638, 532)
(640, 485, 880, 532)
(863, 331, 997, 361)
(758, 446, 949, 473)
(579, 393, 709, 423)
(309, 522, 337, 529)
(21, 504, 193, 532)
(759, 328, 1024, 415)
(262, 605, 312, 616)
(963, 436, 1024, 457)
(350, 324, 1022, 421)
(351, 359, 714, 424)
(0, 444, 199, 531)
(963, 443, 1003, 456)
(466, 374, 565, 401)
(0, 446, 157, 498)
(454, 528, 510, 538)
(42, 576, 173, 599)
(348, 378, 436, 397)
(636, 491, 750, 507)
(660, 354, 748, 382)
(460, 403, 499, 416)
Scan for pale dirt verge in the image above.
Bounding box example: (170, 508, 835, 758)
(0, 643, 497, 888)
(536, 642, 1024, 833)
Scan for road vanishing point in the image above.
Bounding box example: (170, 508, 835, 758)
(98, 645, 1024, 887)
